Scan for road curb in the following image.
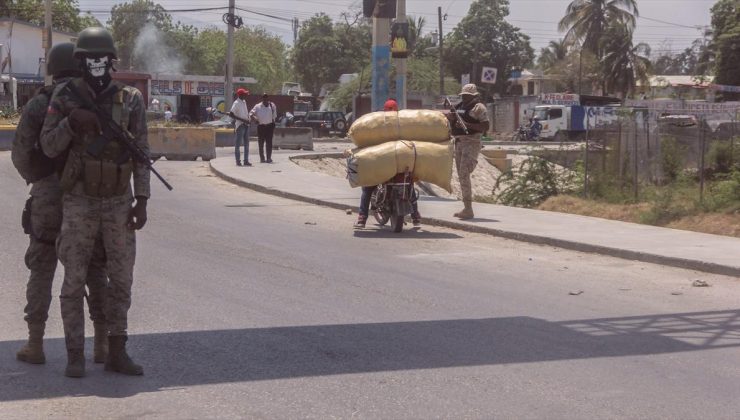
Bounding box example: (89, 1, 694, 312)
(209, 160, 740, 278)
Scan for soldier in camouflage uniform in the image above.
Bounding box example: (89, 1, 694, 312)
(40, 28, 150, 378)
(448, 84, 490, 219)
(11, 42, 109, 366)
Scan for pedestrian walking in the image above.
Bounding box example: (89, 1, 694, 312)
(40, 27, 150, 378)
(11, 42, 109, 367)
(448, 84, 489, 219)
(229, 88, 251, 166)
(250, 93, 277, 163)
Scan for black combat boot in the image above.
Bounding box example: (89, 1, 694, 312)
(105, 335, 143, 376)
(65, 349, 86, 378)
(17, 322, 46, 364)
(93, 323, 108, 364)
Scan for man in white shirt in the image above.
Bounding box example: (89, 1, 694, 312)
(250, 93, 278, 163)
(229, 88, 251, 166)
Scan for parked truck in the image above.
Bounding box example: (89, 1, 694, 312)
(533, 94, 621, 141)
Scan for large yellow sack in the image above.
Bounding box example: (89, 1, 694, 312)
(347, 140, 453, 192)
(348, 110, 451, 147)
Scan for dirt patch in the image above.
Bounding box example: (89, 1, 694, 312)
(293, 156, 348, 179)
(538, 195, 740, 238)
(538, 196, 649, 224)
(666, 213, 740, 237)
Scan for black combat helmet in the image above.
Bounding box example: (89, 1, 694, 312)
(47, 42, 80, 77)
(74, 27, 117, 58)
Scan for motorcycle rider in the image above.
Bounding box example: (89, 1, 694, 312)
(353, 99, 421, 229)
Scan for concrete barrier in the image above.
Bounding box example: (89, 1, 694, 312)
(149, 127, 216, 161)
(273, 127, 313, 151)
(0, 125, 16, 151)
(215, 127, 314, 151)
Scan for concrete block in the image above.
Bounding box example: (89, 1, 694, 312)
(487, 157, 513, 172)
(481, 149, 508, 159)
(149, 127, 216, 161)
(272, 127, 313, 151)
(0, 126, 14, 151)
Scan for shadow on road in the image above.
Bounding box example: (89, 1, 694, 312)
(1, 309, 738, 401)
(353, 227, 463, 239)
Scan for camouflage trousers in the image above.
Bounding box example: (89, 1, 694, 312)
(23, 186, 107, 325)
(455, 136, 482, 202)
(58, 191, 136, 350)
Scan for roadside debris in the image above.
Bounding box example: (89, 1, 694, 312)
(345, 209, 353, 215)
(692, 280, 710, 287)
(568, 290, 584, 296)
(305, 222, 317, 225)
(671, 292, 683, 295)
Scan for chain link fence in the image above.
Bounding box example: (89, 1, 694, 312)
(581, 106, 739, 203)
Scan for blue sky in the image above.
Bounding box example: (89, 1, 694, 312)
(77, 0, 715, 56)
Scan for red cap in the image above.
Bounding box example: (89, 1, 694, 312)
(236, 88, 248, 96)
(384, 99, 398, 111)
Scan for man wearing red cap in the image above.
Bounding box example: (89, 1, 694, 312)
(229, 88, 251, 166)
(384, 99, 398, 111)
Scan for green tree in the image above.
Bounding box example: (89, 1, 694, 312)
(291, 13, 371, 95)
(538, 39, 569, 71)
(444, 0, 534, 95)
(108, 0, 174, 69)
(709, 0, 740, 98)
(602, 24, 651, 97)
(559, 0, 639, 58)
(1, 0, 97, 33)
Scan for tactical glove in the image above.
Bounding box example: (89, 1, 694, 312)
(68, 109, 101, 135)
(127, 198, 148, 230)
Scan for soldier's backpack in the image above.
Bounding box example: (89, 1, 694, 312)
(11, 86, 58, 183)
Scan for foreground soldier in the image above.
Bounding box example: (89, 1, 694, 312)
(449, 84, 489, 219)
(11, 42, 109, 366)
(40, 27, 150, 378)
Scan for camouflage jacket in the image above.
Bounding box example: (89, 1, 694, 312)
(40, 78, 151, 198)
(11, 83, 63, 196)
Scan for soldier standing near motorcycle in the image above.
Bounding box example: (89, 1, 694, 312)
(12, 42, 109, 367)
(40, 27, 150, 378)
(449, 84, 489, 220)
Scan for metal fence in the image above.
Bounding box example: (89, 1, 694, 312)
(580, 107, 739, 202)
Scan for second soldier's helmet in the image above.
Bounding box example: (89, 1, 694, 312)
(74, 27, 117, 59)
(47, 42, 80, 77)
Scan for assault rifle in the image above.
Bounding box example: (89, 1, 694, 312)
(443, 96, 469, 135)
(64, 82, 173, 191)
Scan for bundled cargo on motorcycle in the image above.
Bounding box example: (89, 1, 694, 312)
(346, 140, 454, 192)
(348, 110, 451, 147)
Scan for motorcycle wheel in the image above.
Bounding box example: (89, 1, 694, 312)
(371, 188, 390, 225)
(390, 213, 404, 233)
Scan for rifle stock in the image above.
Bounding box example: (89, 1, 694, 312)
(444, 96, 469, 135)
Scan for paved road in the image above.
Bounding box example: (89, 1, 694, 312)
(1, 152, 739, 419)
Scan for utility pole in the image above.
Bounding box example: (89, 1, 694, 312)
(43, 0, 52, 86)
(293, 18, 299, 45)
(394, 0, 407, 109)
(438, 6, 444, 96)
(371, 13, 391, 111)
(224, 0, 236, 114)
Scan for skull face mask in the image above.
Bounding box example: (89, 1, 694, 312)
(81, 54, 113, 93)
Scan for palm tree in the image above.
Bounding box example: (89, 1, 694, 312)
(602, 24, 651, 98)
(559, 0, 639, 58)
(538, 39, 569, 71)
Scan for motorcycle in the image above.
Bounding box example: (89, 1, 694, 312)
(512, 119, 542, 142)
(370, 172, 418, 233)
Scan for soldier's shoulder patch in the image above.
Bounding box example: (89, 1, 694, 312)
(47, 102, 62, 115)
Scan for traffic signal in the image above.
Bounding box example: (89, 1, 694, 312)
(363, 0, 397, 18)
